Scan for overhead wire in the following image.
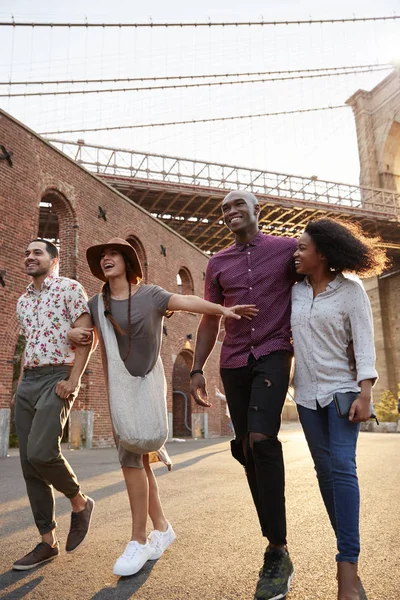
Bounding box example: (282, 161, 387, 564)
(0, 15, 399, 27)
(3, 13, 395, 175)
(40, 105, 347, 135)
(0, 65, 391, 98)
(0, 62, 390, 86)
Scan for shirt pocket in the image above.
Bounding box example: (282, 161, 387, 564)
(290, 298, 309, 329)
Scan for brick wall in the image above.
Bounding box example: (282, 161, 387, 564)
(0, 109, 225, 446)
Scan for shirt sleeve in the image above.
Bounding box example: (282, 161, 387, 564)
(204, 259, 224, 304)
(348, 282, 378, 385)
(65, 281, 90, 324)
(151, 285, 174, 316)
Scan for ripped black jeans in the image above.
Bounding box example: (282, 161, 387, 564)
(220, 351, 292, 545)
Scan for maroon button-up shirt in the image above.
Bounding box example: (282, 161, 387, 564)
(205, 231, 297, 369)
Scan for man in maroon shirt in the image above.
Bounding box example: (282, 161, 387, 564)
(190, 190, 296, 600)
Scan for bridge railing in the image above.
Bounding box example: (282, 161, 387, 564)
(47, 139, 399, 217)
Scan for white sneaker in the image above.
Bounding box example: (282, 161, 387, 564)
(113, 540, 151, 576)
(148, 522, 176, 560)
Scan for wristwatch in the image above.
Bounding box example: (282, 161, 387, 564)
(190, 369, 204, 378)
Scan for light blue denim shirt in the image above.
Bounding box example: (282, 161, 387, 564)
(291, 273, 378, 409)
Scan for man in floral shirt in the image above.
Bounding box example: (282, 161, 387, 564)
(13, 239, 95, 571)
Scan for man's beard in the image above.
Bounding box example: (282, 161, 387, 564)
(26, 265, 49, 278)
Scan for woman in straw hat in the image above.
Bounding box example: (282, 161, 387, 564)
(68, 237, 258, 577)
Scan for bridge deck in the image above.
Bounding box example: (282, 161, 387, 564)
(47, 139, 400, 256)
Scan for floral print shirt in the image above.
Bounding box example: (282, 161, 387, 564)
(17, 274, 90, 368)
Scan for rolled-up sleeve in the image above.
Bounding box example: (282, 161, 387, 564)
(348, 283, 378, 385)
(65, 282, 90, 324)
(151, 285, 173, 316)
(204, 259, 223, 304)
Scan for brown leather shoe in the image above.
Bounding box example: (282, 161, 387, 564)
(337, 562, 360, 600)
(66, 496, 95, 553)
(13, 542, 59, 571)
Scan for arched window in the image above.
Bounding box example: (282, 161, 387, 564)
(39, 190, 77, 279)
(177, 267, 194, 295)
(381, 121, 400, 192)
(38, 200, 60, 244)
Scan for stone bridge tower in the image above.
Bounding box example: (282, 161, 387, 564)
(347, 69, 400, 399)
(346, 68, 400, 192)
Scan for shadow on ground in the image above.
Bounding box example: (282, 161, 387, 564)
(0, 569, 44, 599)
(360, 579, 368, 599)
(0, 560, 157, 600)
(1, 448, 227, 539)
(90, 561, 156, 600)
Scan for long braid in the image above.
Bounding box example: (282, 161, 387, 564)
(101, 255, 136, 361)
(123, 260, 133, 362)
(101, 281, 126, 336)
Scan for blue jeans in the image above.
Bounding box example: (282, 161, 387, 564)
(297, 400, 361, 563)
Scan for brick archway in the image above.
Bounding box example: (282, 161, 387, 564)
(381, 121, 400, 192)
(177, 266, 194, 295)
(172, 350, 193, 438)
(39, 189, 77, 279)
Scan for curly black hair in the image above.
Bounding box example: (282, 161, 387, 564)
(304, 218, 389, 277)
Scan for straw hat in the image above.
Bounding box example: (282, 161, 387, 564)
(86, 237, 143, 283)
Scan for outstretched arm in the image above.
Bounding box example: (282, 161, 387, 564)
(167, 293, 258, 320)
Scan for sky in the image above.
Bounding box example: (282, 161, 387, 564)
(0, 1, 399, 185)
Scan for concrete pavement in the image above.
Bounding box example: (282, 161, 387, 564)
(0, 424, 399, 600)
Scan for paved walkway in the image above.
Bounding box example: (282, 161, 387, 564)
(0, 424, 398, 599)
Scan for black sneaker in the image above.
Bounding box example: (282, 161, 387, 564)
(254, 546, 294, 600)
(13, 542, 59, 571)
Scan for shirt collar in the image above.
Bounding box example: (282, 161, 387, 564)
(235, 230, 263, 251)
(304, 272, 344, 289)
(27, 273, 56, 294)
(327, 272, 345, 289)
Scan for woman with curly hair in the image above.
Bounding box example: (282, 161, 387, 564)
(291, 218, 388, 600)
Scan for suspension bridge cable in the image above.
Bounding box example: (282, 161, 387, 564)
(0, 63, 390, 86)
(1, 66, 391, 98)
(40, 105, 347, 135)
(1, 15, 399, 27)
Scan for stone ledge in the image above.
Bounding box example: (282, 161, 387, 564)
(0, 408, 11, 458)
(360, 421, 400, 433)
